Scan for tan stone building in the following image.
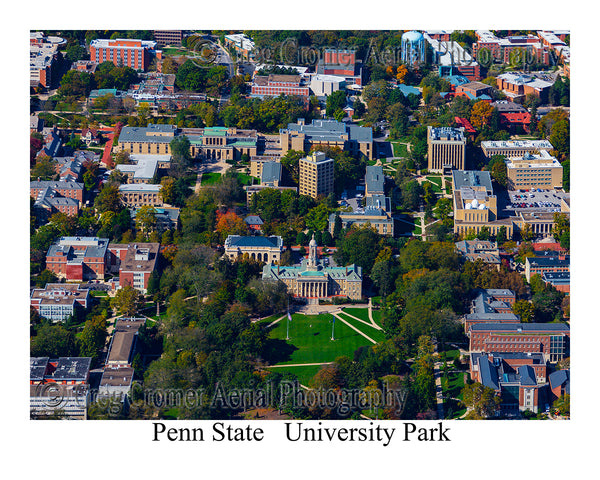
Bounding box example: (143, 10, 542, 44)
(262, 235, 363, 300)
(280, 118, 374, 160)
(299, 151, 334, 199)
(452, 170, 514, 238)
(118, 184, 162, 207)
(427, 126, 466, 172)
(480, 139, 554, 158)
(505, 150, 563, 190)
(224, 235, 283, 264)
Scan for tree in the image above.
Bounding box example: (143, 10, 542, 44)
(470, 100, 495, 130)
(31, 157, 57, 181)
(31, 324, 78, 357)
(461, 382, 501, 419)
(111, 285, 144, 316)
(33, 269, 58, 288)
(334, 227, 381, 275)
(215, 211, 249, 242)
(135, 205, 158, 235)
(78, 316, 108, 360)
(513, 299, 534, 323)
(304, 203, 330, 232)
(94, 184, 122, 214)
(169, 136, 192, 178)
(325, 90, 347, 118)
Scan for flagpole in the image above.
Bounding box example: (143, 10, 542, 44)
(286, 297, 290, 340)
(331, 314, 335, 341)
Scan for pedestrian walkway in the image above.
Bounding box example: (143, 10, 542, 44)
(332, 312, 378, 344)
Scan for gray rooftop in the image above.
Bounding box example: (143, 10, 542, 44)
(452, 170, 493, 192)
(261, 161, 282, 185)
(365, 165, 384, 193)
(471, 322, 569, 332)
(118, 123, 178, 144)
(283, 118, 372, 143)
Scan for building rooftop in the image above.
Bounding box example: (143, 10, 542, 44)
(429, 126, 466, 142)
(45, 357, 92, 381)
(365, 165, 385, 194)
(261, 161, 282, 185)
(471, 322, 569, 332)
(31, 283, 90, 306)
(283, 118, 372, 144)
(118, 183, 162, 193)
(452, 170, 493, 192)
(225, 235, 283, 249)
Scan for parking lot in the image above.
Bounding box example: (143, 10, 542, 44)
(505, 189, 566, 214)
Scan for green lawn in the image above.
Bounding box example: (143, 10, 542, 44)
(201, 172, 222, 185)
(441, 372, 467, 419)
(391, 142, 409, 158)
(266, 364, 324, 387)
(341, 307, 370, 322)
(266, 313, 376, 365)
(335, 312, 386, 343)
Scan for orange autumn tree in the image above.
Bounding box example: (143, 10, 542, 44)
(215, 210, 249, 242)
(470, 100, 494, 130)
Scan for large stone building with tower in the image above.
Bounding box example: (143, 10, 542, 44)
(262, 235, 363, 300)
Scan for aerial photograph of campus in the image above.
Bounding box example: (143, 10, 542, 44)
(29, 28, 572, 422)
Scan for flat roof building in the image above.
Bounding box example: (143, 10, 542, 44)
(89, 38, 158, 71)
(427, 126, 466, 172)
(118, 183, 162, 207)
(505, 150, 563, 191)
(481, 139, 554, 158)
(30, 283, 91, 322)
(299, 151, 334, 199)
(280, 118, 373, 160)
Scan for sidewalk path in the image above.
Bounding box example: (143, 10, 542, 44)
(339, 309, 382, 331)
(332, 313, 377, 344)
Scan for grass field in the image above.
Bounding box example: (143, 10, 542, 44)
(335, 312, 386, 344)
(265, 313, 377, 365)
(391, 142, 409, 158)
(201, 172, 222, 185)
(441, 372, 467, 419)
(266, 364, 324, 387)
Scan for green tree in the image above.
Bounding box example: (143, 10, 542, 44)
(513, 299, 534, 323)
(325, 90, 347, 117)
(111, 285, 144, 317)
(135, 205, 157, 235)
(94, 184, 122, 214)
(78, 316, 108, 360)
(461, 382, 501, 419)
(31, 324, 78, 357)
(304, 203, 330, 232)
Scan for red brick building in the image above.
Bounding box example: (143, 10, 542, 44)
(469, 322, 570, 363)
(46, 237, 110, 281)
(470, 352, 548, 414)
(30, 180, 84, 204)
(108, 243, 160, 293)
(89, 38, 158, 71)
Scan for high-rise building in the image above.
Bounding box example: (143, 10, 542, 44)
(427, 126, 466, 172)
(299, 151, 334, 199)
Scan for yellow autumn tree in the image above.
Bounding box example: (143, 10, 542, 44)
(396, 64, 408, 84)
(470, 100, 494, 129)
